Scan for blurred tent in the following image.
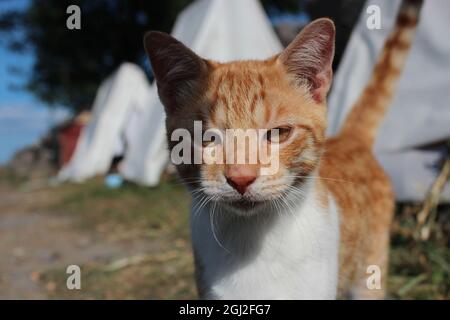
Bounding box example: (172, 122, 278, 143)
(58, 0, 282, 186)
(57, 63, 164, 185)
(328, 0, 450, 201)
(57, 110, 91, 168)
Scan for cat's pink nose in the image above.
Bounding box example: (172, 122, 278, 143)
(225, 165, 258, 195)
(226, 175, 256, 195)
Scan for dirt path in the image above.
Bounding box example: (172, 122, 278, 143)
(0, 190, 153, 299)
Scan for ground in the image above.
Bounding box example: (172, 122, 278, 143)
(0, 169, 448, 299)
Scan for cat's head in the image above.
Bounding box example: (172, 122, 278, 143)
(144, 19, 335, 214)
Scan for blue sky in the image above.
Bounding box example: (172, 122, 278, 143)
(0, 0, 70, 164)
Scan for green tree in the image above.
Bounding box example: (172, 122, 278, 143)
(0, 0, 194, 112)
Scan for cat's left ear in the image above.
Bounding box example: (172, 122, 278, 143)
(278, 18, 335, 104)
(144, 31, 209, 113)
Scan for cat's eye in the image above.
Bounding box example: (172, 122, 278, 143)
(265, 126, 292, 144)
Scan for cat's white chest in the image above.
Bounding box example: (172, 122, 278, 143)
(191, 190, 340, 300)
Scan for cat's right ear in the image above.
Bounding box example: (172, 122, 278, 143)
(277, 18, 335, 104)
(144, 31, 208, 112)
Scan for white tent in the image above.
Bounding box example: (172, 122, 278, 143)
(58, 0, 282, 186)
(328, 0, 450, 201)
(57, 63, 159, 183)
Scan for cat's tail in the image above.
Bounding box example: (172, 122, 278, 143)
(338, 0, 424, 147)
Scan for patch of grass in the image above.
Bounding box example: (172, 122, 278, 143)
(38, 175, 196, 299)
(48, 177, 191, 239)
(41, 239, 197, 299)
(388, 204, 450, 299)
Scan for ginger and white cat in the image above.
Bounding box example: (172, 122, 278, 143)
(144, 0, 423, 299)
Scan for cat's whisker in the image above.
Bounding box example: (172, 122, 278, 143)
(209, 196, 230, 254)
(192, 193, 212, 224)
(191, 187, 207, 197)
(285, 174, 357, 185)
(191, 195, 205, 221)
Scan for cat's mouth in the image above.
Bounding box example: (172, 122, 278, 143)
(221, 199, 269, 212)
